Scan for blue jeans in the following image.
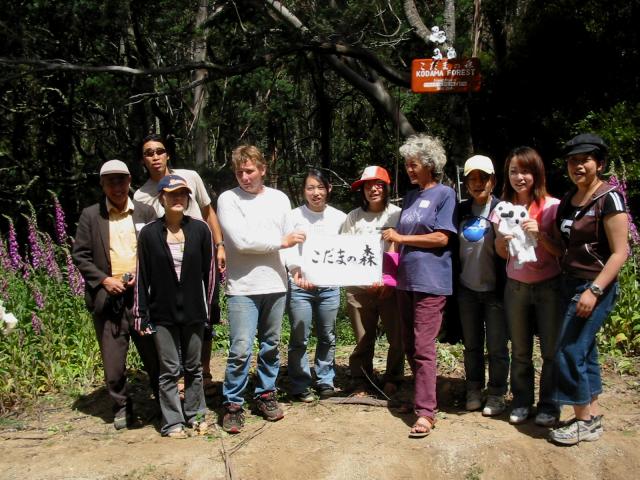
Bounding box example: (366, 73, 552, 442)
(553, 275, 619, 406)
(458, 286, 509, 395)
(222, 293, 286, 406)
(287, 283, 340, 393)
(504, 276, 562, 415)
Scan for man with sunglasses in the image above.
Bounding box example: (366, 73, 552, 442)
(73, 160, 159, 430)
(134, 133, 226, 397)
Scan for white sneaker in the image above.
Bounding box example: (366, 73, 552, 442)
(535, 412, 558, 427)
(549, 418, 600, 445)
(509, 407, 531, 424)
(465, 390, 482, 411)
(482, 395, 506, 416)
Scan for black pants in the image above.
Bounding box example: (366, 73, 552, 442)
(93, 290, 159, 414)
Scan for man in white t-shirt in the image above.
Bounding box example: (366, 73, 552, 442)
(134, 134, 225, 394)
(217, 145, 305, 433)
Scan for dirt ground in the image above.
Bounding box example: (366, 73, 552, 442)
(1, 346, 639, 480)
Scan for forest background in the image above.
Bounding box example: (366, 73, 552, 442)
(0, 0, 639, 411)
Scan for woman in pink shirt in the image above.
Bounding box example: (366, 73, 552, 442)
(493, 147, 563, 427)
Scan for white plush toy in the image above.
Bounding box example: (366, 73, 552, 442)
(494, 201, 537, 268)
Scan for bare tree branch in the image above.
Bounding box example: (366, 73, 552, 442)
(403, 0, 431, 44)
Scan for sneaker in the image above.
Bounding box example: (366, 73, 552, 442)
(164, 425, 188, 439)
(222, 404, 245, 434)
(255, 391, 284, 421)
(465, 390, 483, 411)
(482, 395, 506, 416)
(592, 415, 604, 439)
(549, 418, 600, 445)
(317, 386, 336, 400)
(292, 389, 315, 403)
(535, 411, 558, 427)
(509, 407, 531, 424)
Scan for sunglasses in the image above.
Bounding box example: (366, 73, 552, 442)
(143, 148, 167, 158)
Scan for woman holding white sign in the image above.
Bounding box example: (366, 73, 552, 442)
(383, 134, 457, 438)
(286, 169, 347, 402)
(342, 166, 404, 397)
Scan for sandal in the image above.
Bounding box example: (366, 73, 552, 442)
(409, 416, 435, 438)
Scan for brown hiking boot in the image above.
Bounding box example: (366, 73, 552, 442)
(254, 391, 284, 421)
(222, 404, 245, 434)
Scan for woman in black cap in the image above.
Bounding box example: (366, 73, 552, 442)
(134, 174, 215, 438)
(549, 134, 628, 445)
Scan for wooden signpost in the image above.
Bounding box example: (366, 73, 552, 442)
(411, 58, 481, 93)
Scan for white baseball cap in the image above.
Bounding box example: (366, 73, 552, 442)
(463, 155, 495, 176)
(100, 160, 130, 176)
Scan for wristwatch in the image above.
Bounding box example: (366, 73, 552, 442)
(215, 241, 225, 249)
(589, 283, 604, 297)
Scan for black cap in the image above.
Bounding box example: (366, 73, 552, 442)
(563, 133, 608, 158)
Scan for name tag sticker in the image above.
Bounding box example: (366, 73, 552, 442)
(419, 200, 431, 209)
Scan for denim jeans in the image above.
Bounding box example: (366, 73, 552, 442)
(154, 323, 205, 435)
(286, 283, 340, 393)
(223, 293, 286, 406)
(458, 286, 509, 396)
(553, 275, 619, 406)
(397, 290, 446, 419)
(504, 276, 562, 415)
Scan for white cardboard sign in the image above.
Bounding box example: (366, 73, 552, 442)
(300, 233, 382, 287)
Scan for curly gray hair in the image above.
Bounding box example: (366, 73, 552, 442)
(399, 134, 447, 181)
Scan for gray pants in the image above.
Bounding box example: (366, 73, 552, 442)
(154, 323, 206, 434)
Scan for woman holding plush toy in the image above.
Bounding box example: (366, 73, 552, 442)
(492, 146, 563, 427)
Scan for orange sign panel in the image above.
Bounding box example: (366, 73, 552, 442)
(411, 58, 481, 93)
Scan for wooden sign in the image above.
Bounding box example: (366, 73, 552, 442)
(300, 234, 382, 287)
(411, 58, 481, 93)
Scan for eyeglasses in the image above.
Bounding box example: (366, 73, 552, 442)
(143, 148, 167, 158)
(367, 181, 386, 190)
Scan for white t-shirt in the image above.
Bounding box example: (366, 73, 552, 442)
(134, 168, 212, 220)
(217, 186, 293, 295)
(285, 204, 347, 269)
(341, 203, 401, 250)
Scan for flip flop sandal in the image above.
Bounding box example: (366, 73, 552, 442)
(408, 416, 435, 438)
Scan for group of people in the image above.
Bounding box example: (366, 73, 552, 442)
(72, 131, 628, 446)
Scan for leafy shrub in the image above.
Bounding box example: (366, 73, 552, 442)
(598, 247, 640, 355)
(0, 197, 102, 412)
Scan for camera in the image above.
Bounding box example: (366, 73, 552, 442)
(122, 272, 133, 283)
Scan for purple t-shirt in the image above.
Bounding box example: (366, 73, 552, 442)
(396, 184, 457, 295)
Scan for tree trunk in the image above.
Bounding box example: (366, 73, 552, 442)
(192, 0, 209, 167)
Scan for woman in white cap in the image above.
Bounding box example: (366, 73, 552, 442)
(134, 174, 215, 438)
(548, 134, 628, 445)
(341, 166, 404, 397)
(456, 155, 509, 416)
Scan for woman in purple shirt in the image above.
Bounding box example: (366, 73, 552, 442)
(383, 134, 457, 437)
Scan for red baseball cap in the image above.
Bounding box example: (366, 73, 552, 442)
(351, 166, 391, 191)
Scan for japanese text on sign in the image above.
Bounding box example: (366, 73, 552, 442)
(301, 234, 382, 287)
(411, 58, 481, 93)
